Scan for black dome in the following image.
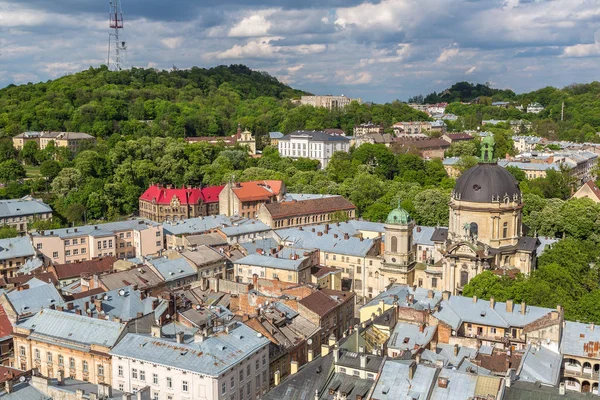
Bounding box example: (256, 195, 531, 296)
(453, 163, 521, 203)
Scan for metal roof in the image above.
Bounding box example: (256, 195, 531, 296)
(280, 130, 351, 142)
(234, 253, 307, 271)
(110, 323, 269, 377)
(276, 227, 376, 257)
(0, 236, 35, 261)
(388, 323, 436, 354)
(145, 256, 197, 282)
(6, 279, 63, 316)
(372, 360, 436, 400)
(219, 221, 271, 237)
(0, 197, 52, 218)
(17, 309, 125, 349)
(518, 344, 561, 386)
(31, 219, 160, 239)
(362, 285, 442, 311)
(162, 215, 233, 236)
(561, 321, 600, 358)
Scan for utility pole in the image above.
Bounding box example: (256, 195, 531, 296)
(561, 102, 564, 121)
(107, 0, 127, 71)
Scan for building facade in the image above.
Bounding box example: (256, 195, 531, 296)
(278, 131, 350, 169)
(0, 236, 37, 278)
(257, 196, 356, 229)
(300, 95, 362, 110)
(218, 180, 285, 218)
(138, 185, 223, 222)
(0, 196, 53, 234)
(353, 123, 384, 136)
(13, 131, 95, 152)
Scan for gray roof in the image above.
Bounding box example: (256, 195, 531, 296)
(433, 295, 554, 330)
(15, 257, 43, 275)
(17, 308, 125, 350)
(280, 130, 351, 142)
(518, 344, 561, 386)
(0, 383, 49, 400)
(31, 219, 160, 239)
(372, 360, 436, 400)
(162, 215, 233, 236)
(110, 322, 269, 377)
(337, 350, 384, 373)
(234, 253, 307, 271)
(184, 232, 227, 247)
(269, 132, 284, 139)
(318, 373, 374, 400)
(0, 236, 35, 261)
(456, 358, 492, 375)
(219, 220, 271, 237)
(276, 227, 377, 257)
(6, 279, 63, 316)
(264, 353, 334, 400)
(504, 380, 590, 400)
(537, 237, 559, 257)
(282, 193, 337, 202)
(145, 256, 197, 282)
(388, 323, 436, 354)
(240, 238, 279, 255)
(362, 285, 442, 311)
(413, 226, 437, 246)
(430, 227, 448, 242)
(561, 321, 600, 358)
(0, 196, 52, 218)
(498, 160, 561, 171)
(453, 163, 521, 203)
(429, 368, 497, 400)
(420, 344, 478, 368)
(181, 246, 226, 267)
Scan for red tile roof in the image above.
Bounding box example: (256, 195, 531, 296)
(70, 287, 107, 300)
(8, 272, 58, 286)
(299, 289, 353, 317)
(0, 366, 27, 383)
(265, 197, 355, 218)
(50, 256, 117, 280)
(0, 305, 13, 339)
(232, 180, 284, 202)
(139, 185, 224, 205)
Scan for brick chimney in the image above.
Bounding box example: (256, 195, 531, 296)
(343, 233, 349, 240)
(506, 299, 514, 313)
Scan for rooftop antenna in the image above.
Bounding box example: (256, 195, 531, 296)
(108, 0, 127, 71)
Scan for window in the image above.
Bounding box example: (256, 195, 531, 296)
(166, 377, 172, 389)
(391, 236, 398, 252)
(132, 369, 138, 379)
(119, 243, 124, 248)
(263, 370, 267, 385)
(52, 252, 58, 259)
(36, 243, 42, 250)
(108, 240, 113, 248)
(152, 392, 158, 400)
(247, 364, 251, 377)
(255, 360, 259, 370)
(72, 239, 78, 245)
(119, 233, 125, 239)
(231, 376, 235, 389)
(153, 373, 158, 385)
(98, 364, 104, 376)
(126, 232, 131, 238)
(156, 231, 161, 237)
(119, 384, 124, 392)
(65, 240, 70, 246)
(47, 352, 52, 363)
(256, 375, 260, 389)
(247, 383, 251, 396)
(118, 365, 123, 377)
(503, 222, 508, 238)
(221, 382, 227, 395)
(182, 380, 188, 393)
(83, 361, 88, 372)
(262, 355, 266, 366)
(81, 248, 86, 254)
(356, 266, 361, 274)
(239, 388, 244, 400)
(490, 327, 497, 334)
(69, 357, 75, 369)
(239, 369, 244, 381)
(34, 349, 40, 360)
(73, 249, 78, 255)
(65, 250, 71, 256)
(19, 346, 25, 357)
(140, 370, 145, 381)
(353, 370, 360, 376)
(156, 241, 161, 247)
(97, 242, 102, 250)
(431, 277, 438, 288)
(81, 238, 86, 244)
(332, 255, 336, 261)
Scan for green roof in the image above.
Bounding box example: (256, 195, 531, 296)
(386, 206, 412, 225)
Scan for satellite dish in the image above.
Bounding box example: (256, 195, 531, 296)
(19, 376, 25, 382)
(307, 339, 313, 345)
(166, 314, 171, 319)
(195, 305, 201, 310)
(118, 289, 125, 296)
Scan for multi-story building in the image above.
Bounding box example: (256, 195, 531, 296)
(185, 125, 257, 155)
(268, 132, 284, 146)
(298, 288, 355, 341)
(300, 95, 362, 110)
(392, 121, 433, 136)
(0, 196, 53, 234)
(353, 122, 384, 136)
(13, 309, 126, 384)
(233, 253, 315, 285)
(561, 321, 600, 394)
(138, 184, 223, 222)
(31, 219, 163, 264)
(527, 102, 545, 114)
(257, 196, 356, 229)
(12, 131, 95, 152)
(278, 131, 350, 168)
(219, 180, 285, 218)
(353, 132, 395, 147)
(572, 181, 600, 203)
(110, 322, 270, 400)
(512, 135, 543, 153)
(0, 236, 37, 278)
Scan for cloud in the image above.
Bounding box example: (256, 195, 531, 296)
(228, 11, 274, 37)
(465, 66, 476, 74)
(161, 37, 184, 49)
(436, 47, 460, 63)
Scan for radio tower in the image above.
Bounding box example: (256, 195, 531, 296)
(107, 0, 127, 71)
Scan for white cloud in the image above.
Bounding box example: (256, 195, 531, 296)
(436, 47, 460, 63)
(465, 66, 476, 74)
(228, 11, 275, 37)
(337, 70, 373, 85)
(287, 64, 304, 74)
(212, 37, 325, 60)
(161, 37, 184, 49)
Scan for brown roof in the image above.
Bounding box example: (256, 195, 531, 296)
(51, 256, 117, 280)
(99, 265, 163, 291)
(0, 305, 13, 340)
(298, 289, 353, 317)
(311, 266, 340, 279)
(8, 272, 58, 286)
(0, 365, 27, 384)
(580, 181, 600, 201)
(396, 138, 451, 149)
(446, 133, 473, 141)
(265, 197, 355, 219)
(70, 287, 107, 300)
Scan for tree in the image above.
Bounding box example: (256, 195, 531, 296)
(0, 139, 17, 163)
(20, 141, 39, 165)
(40, 160, 62, 181)
(51, 168, 83, 196)
(412, 189, 450, 226)
(455, 156, 479, 173)
(0, 226, 18, 239)
(0, 160, 26, 183)
(64, 203, 87, 224)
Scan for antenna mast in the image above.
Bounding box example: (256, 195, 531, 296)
(107, 0, 127, 71)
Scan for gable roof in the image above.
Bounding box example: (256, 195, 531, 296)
(299, 289, 353, 317)
(51, 256, 116, 280)
(0, 197, 52, 219)
(230, 180, 284, 202)
(0, 237, 36, 261)
(574, 180, 600, 202)
(139, 185, 224, 205)
(264, 196, 355, 219)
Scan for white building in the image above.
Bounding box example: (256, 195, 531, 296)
(300, 95, 361, 110)
(527, 102, 545, 114)
(110, 322, 270, 400)
(278, 130, 350, 169)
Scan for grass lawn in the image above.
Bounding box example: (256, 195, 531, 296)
(24, 166, 41, 178)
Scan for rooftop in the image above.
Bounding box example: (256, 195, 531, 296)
(31, 219, 160, 239)
(363, 284, 442, 311)
(180, 246, 226, 267)
(0, 196, 52, 218)
(562, 321, 600, 358)
(98, 265, 163, 291)
(299, 289, 353, 317)
(110, 322, 269, 377)
(388, 322, 436, 354)
(5, 279, 63, 316)
(51, 256, 116, 280)
(276, 226, 377, 257)
(230, 180, 284, 202)
(145, 256, 197, 282)
(162, 215, 234, 236)
(264, 196, 355, 219)
(281, 130, 351, 142)
(0, 237, 35, 261)
(234, 253, 308, 271)
(139, 184, 223, 205)
(518, 344, 561, 386)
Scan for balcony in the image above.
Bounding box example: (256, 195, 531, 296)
(562, 367, 600, 380)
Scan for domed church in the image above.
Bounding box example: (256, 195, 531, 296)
(431, 137, 540, 294)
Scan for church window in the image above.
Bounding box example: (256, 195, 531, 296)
(460, 271, 469, 287)
(391, 236, 398, 252)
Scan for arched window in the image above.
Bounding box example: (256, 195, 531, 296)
(469, 222, 478, 238)
(391, 236, 398, 253)
(460, 270, 469, 287)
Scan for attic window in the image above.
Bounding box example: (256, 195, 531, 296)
(473, 184, 481, 191)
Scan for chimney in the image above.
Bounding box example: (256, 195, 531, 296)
(343, 233, 349, 240)
(290, 361, 299, 375)
(506, 299, 514, 313)
(408, 361, 417, 380)
(427, 290, 434, 299)
(442, 291, 450, 301)
(360, 354, 367, 369)
(152, 299, 159, 310)
(521, 301, 527, 315)
(75, 309, 82, 315)
(333, 347, 340, 363)
(333, 234, 338, 239)
(321, 344, 330, 356)
(419, 324, 424, 333)
(559, 382, 566, 395)
(453, 344, 459, 357)
(67, 302, 74, 310)
(489, 297, 495, 309)
(176, 331, 184, 344)
(308, 349, 314, 362)
(151, 325, 162, 338)
(437, 377, 449, 389)
(253, 274, 258, 287)
(317, 232, 323, 237)
(4, 379, 13, 394)
(194, 332, 206, 343)
(274, 370, 281, 386)
(328, 335, 336, 347)
(472, 295, 478, 304)
(591, 323, 595, 332)
(417, 226, 422, 232)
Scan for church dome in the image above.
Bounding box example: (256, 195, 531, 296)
(386, 206, 412, 225)
(453, 163, 521, 203)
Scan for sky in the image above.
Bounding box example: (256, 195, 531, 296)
(1, 0, 600, 103)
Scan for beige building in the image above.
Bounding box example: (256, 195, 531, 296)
(0, 196, 53, 234)
(233, 252, 315, 285)
(237, 128, 257, 155)
(31, 219, 163, 264)
(257, 196, 356, 229)
(300, 95, 362, 110)
(219, 180, 285, 218)
(572, 181, 600, 203)
(13, 131, 95, 152)
(353, 122, 384, 136)
(13, 309, 126, 384)
(561, 321, 600, 394)
(0, 236, 37, 278)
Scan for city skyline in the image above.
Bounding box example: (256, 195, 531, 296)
(1, 0, 599, 103)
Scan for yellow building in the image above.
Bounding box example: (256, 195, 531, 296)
(233, 252, 314, 284)
(13, 309, 126, 384)
(13, 131, 95, 152)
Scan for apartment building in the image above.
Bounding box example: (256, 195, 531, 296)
(13, 309, 126, 384)
(0, 196, 53, 234)
(257, 196, 356, 229)
(278, 131, 350, 168)
(219, 180, 286, 218)
(110, 322, 270, 400)
(353, 122, 384, 136)
(138, 184, 223, 222)
(233, 253, 314, 285)
(300, 95, 362, 110)
(298, 289, 355, 341)
(527, 102, 545, 114)
(0, 236, 37, 278)
(13, 131, 95, 151)
(31, 220, 163, 264)
(561, 321, 600, 394)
